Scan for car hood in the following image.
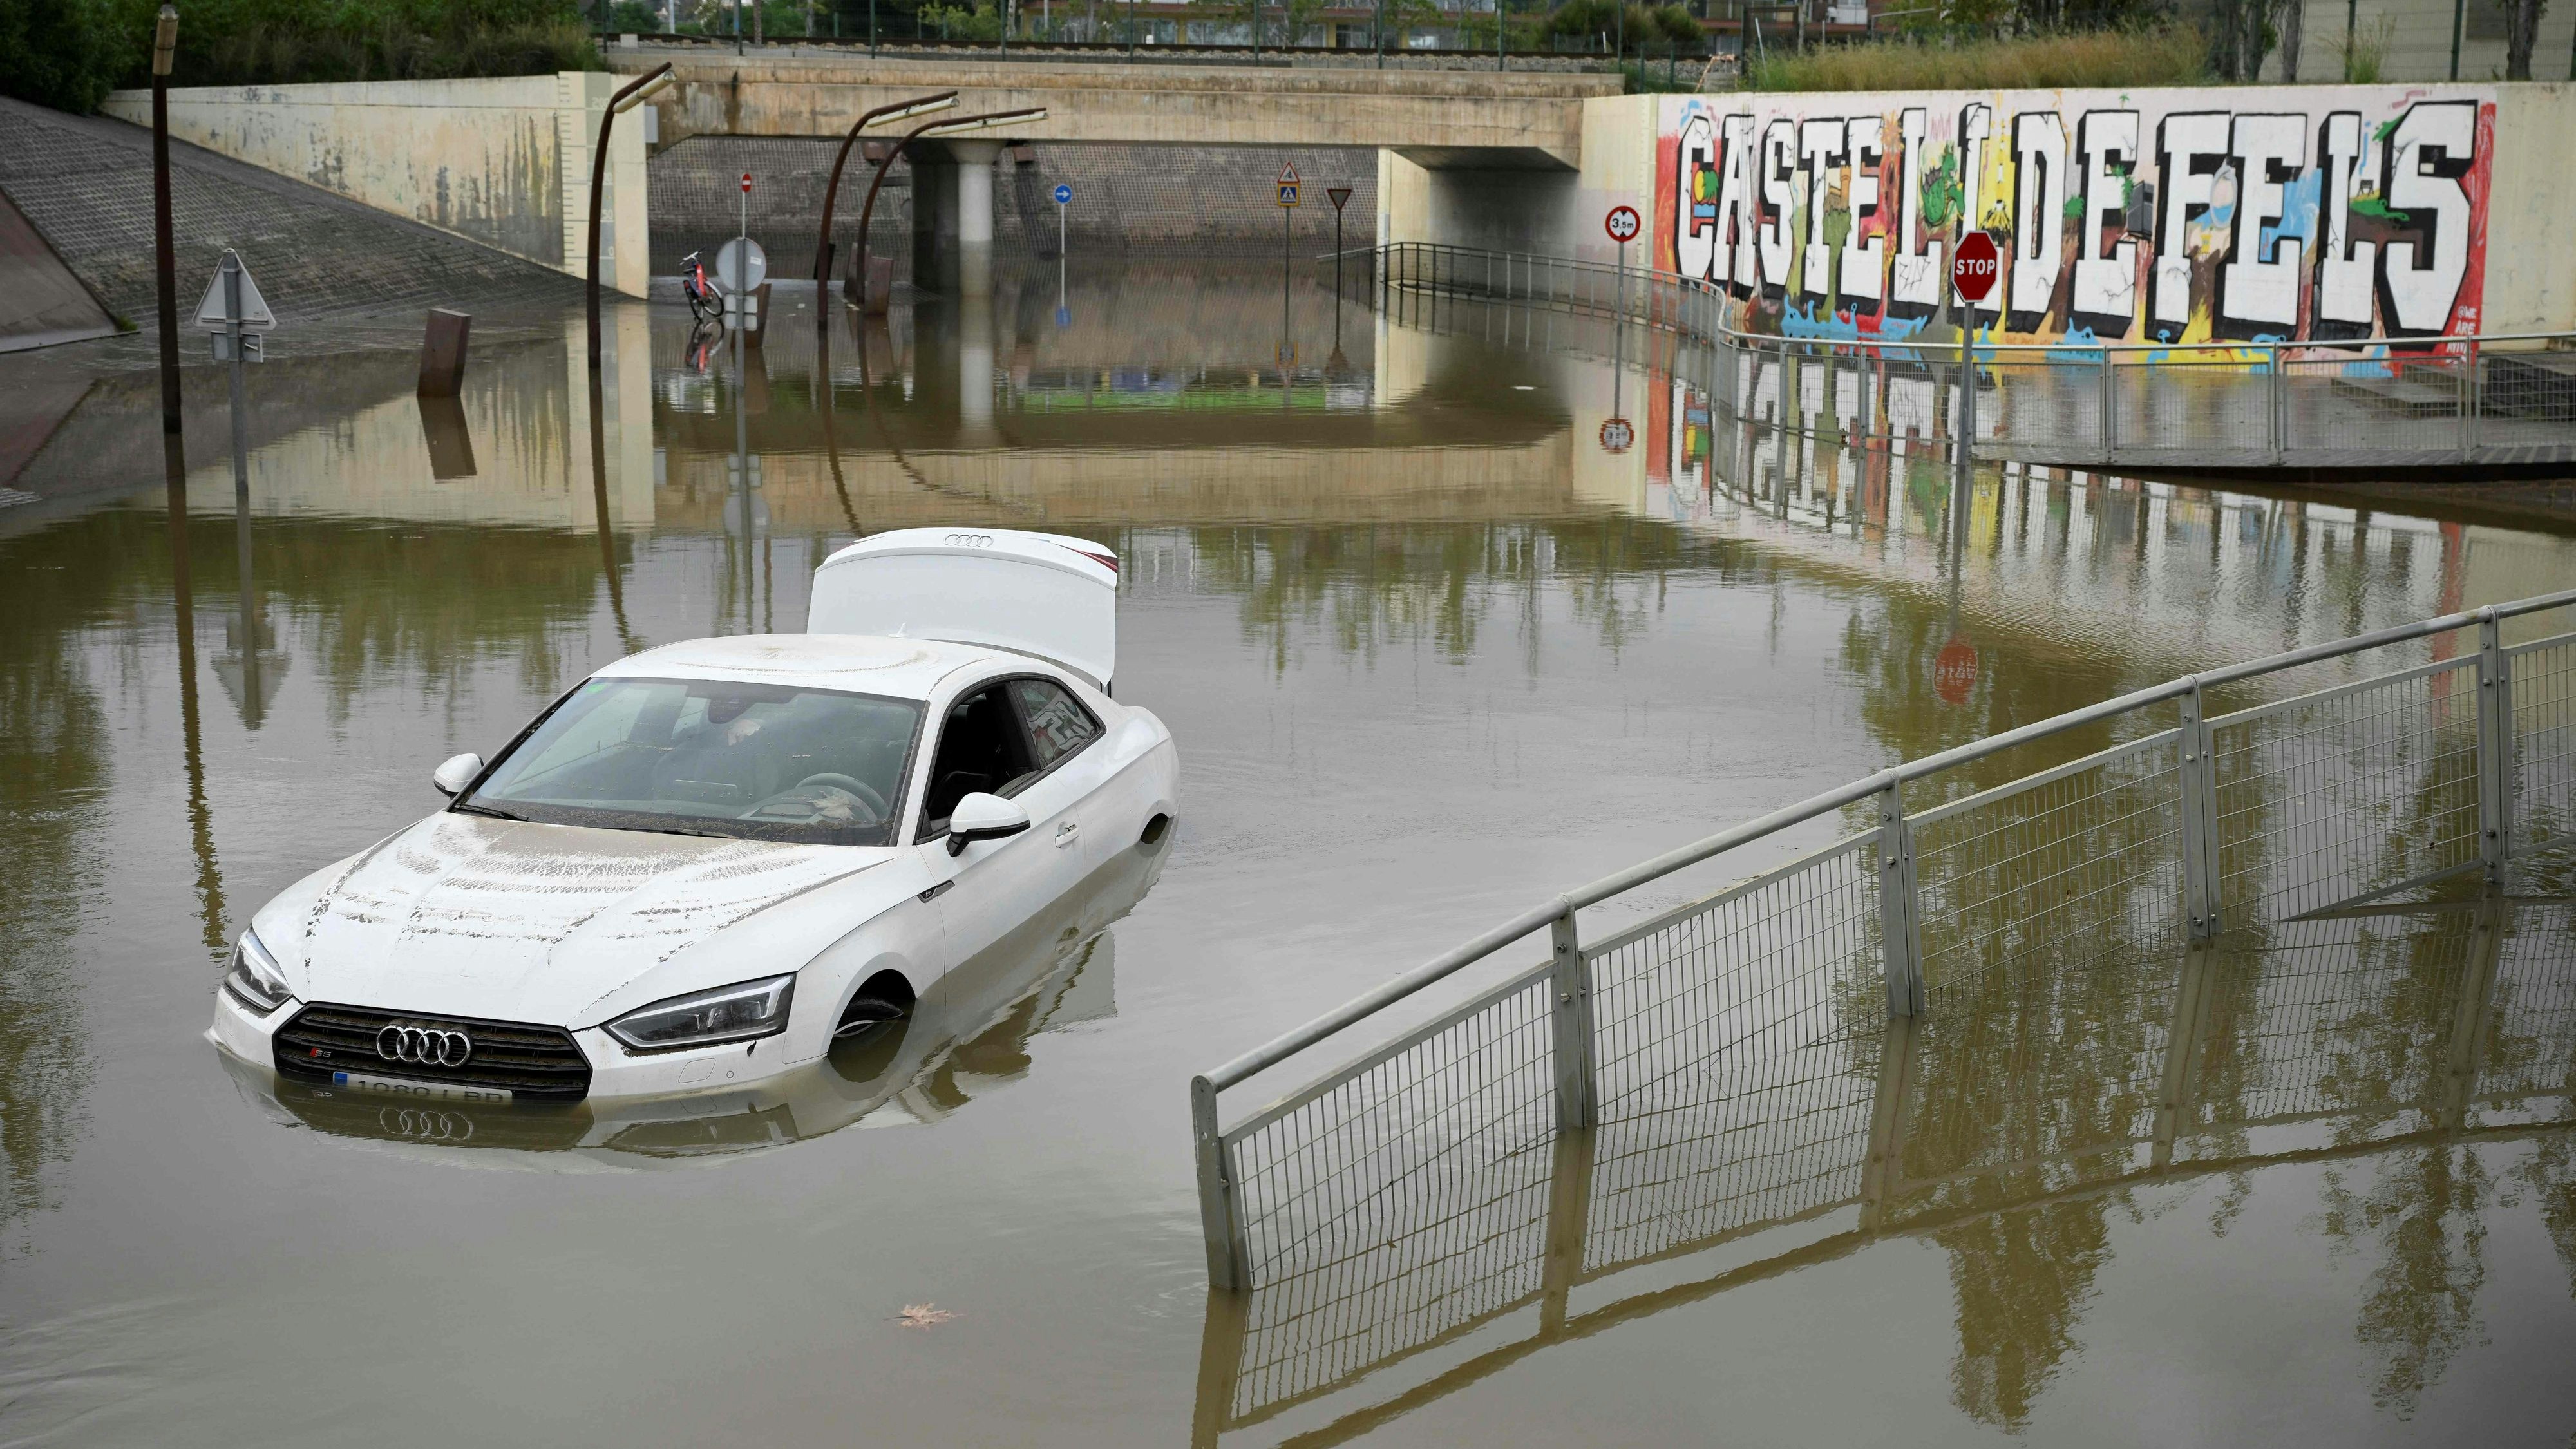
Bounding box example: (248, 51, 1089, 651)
(280, 813, 893, 1025)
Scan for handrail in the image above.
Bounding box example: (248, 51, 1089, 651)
(606, 31, 1648, 69)
(1354, 240, 2576, 356)
(1197, 587, 2576, 1098)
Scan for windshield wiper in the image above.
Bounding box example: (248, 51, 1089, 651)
(448, 802, 526, 822)
(653, 825, 739, 839)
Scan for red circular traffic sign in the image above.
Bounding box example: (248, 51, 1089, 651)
(1953, 231, 1999, 304)
(1605, 205, 1642, 244)
(1599, 417, 1634, 453)
(1934, 638, 1980, 706)
(740, 173, 752, 193)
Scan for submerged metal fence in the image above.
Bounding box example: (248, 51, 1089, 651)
(1195, 900, 2576, 1441)
(1190, 589, 2576, 1294)
(1342, 241, 2576, 469)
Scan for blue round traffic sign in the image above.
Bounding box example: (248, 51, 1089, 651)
(1053, 183, 1073, 205)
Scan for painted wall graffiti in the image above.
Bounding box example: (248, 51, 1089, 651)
(1655, 86, 2496, 347)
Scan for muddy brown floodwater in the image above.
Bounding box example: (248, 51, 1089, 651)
(2, 263, 2573, 1447)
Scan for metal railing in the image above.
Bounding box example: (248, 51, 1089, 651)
(1189, 587, 2576, 1291)
(608, 29, 1656, 71)
(1191, 898, 2576, 1441)
(1340, 242, 2576, 469)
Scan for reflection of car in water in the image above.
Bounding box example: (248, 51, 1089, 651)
(207, 529, 1179, 1117)
(223, 826, 1168, 1159)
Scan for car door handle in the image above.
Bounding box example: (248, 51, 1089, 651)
(1054, 820, 1079, 849)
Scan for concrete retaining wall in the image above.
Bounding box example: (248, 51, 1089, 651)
(100, 74, 650, 298)
(1388, 82, 2576, 339)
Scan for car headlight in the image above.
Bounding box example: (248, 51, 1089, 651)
(605, 974, 796, 1053)
(223, 929, 294, 1016)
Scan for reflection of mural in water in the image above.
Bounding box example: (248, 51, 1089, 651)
(1194, 904, 2576, 1446)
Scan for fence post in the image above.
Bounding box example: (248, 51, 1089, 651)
(2458, 343, 2474, 457)
(1876, 785, 1924, 1017)
(2267, 342, 2284, 464)
(2097, 348, 2114, 463)
(1190, 1075, 1249, 1291)
(2476, 608, 2512, 882)
(2177, 678, 2224, 940)
(1548, 904, 1596, 1130)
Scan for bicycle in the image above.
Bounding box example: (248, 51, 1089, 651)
(680, 250, 726, 321)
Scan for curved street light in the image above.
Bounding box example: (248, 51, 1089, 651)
(815, 92, 960, 287)
(587, 62, 675, 368)
(849, 106, 1050, 314)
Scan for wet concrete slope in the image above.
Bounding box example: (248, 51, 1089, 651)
(0, 96, 580, 338)
(0, 187, 114, 354)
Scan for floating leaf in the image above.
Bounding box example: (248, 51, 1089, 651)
(898, 1303, 958, 1329)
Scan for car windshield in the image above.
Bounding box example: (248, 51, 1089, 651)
(459, 677, 923, 846)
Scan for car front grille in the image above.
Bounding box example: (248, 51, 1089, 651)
(273, 1003, 594, 1101)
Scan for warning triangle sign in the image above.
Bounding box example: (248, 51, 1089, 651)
(193, 251, 277, 332)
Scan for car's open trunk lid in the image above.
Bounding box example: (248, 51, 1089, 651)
(806, 528, 1119, 687)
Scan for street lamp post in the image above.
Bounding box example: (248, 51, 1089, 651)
(153, 4, 181, 437)
(849, 106, 1049, 312)
(815, 92, 958, 288)
(586, 62, 675, 368)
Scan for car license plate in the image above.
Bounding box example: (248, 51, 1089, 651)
(330, 1070, 511, 1104)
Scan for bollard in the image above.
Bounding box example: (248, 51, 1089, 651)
(417, 308, 471, 397)
(744, 282, 774, 348)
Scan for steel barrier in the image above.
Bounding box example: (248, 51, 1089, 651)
(1336, 241, 2576, 470)
(1189, 587, 2576, 1293)
(1191, 901, 2576, 1442)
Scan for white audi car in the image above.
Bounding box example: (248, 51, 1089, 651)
(209, 529, 1179, 1106)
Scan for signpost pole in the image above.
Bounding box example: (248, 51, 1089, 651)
(152, 5, 182, 440)
(1947, 231, 1999, 514)
(1955, 318, 1974, 506)
(223, 253, 248, 507)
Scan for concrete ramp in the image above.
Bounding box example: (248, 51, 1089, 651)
(0, 185, 115, 352)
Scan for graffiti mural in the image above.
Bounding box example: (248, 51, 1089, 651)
(1655, 86, 2496, 347)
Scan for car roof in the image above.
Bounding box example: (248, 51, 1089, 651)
(589, 633, 1031, 701)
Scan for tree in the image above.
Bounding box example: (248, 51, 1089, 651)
(0, 0, 132, 112)
(2503, 0, 2546, 78)
(2206, 0, 2289, 80)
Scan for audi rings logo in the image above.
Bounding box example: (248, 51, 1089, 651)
(377, 1023, 473, 1068)
(943, 532, 994, 548)
(379, 1107, 475, 1142)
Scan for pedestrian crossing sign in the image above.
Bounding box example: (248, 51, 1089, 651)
(1276, 162, 1300, 208)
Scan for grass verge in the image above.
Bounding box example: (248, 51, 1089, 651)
(1743, 24, 2208, 92)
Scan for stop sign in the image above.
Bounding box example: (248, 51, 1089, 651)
(1953, 231, 2000, 304)
(1934, 638, 1979, 706)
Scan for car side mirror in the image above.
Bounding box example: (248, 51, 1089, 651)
(432, 752, 484, 798)
(945, 792, 1030, 856)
